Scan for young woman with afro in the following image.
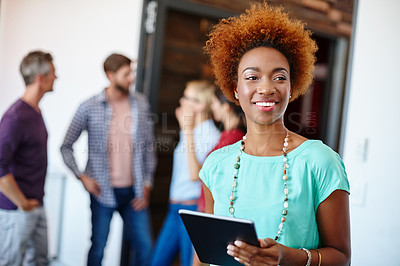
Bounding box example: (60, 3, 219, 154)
(199, 3, 350, 265)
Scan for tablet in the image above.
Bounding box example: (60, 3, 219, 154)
(179, 209, 259, 265)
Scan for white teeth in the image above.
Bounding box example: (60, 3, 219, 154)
(255, 102, 276, 107)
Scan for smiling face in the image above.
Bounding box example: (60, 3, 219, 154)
(236, 47, 291, 128)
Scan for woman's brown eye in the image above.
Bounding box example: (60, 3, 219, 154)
(274, 76, 287, 81)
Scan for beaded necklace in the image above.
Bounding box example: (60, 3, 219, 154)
(229, 131, 290, 241)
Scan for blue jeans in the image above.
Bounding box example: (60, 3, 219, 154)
(88, 187, 152, 266)
(150, 203, 197, 266)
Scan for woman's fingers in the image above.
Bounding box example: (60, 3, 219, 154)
(259, 238, 276, 248)
(227, 239, 280, 266)
(227, 241, 259, 264)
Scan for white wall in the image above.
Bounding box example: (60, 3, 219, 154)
(0, 0, 144, 265)
(342, 0, 400, 265)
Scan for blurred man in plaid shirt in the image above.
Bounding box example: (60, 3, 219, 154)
(61, 53, 156, 266)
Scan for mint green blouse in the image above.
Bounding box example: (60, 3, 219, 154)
(199, 140, 350, 249)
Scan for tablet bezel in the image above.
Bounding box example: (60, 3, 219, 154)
(179, 209, 259, 265)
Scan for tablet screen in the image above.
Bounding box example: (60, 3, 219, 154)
(179, 209, 259, 265)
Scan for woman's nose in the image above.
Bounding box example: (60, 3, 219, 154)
(256, 80, 275, 94)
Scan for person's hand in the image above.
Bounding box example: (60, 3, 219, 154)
(19, 198, 40, 211)
(79, 174, 101, 196)
(131, 197, 148, 211)
(227, 238, 283, 265)
(131, 186, 151, 211)
(175, 105, 195, 133)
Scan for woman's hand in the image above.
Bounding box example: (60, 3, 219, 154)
(175, 105, 195, 133)
(227, 238, 283, 266)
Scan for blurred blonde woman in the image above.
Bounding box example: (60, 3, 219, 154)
(150, 80, 220, 266)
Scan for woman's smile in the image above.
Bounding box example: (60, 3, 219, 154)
(253, 99, 278, 111)
(236, 46, 291, 126)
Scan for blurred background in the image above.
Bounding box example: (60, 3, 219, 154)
(0, 0, 399, 265)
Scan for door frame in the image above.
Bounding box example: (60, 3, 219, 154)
(136, 0, 350, 150)
(136, 0, 235, 113)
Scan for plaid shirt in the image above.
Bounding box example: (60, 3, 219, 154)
(60, 90, 157, 207)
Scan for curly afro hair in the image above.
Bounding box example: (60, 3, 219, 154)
(205, 3, 318, 104)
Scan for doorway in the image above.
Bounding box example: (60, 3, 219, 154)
(139, 0, 349, 241)
(142, 3, 230, 240)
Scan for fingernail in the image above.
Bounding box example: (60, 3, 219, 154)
(234, 240, 243, 247)
(227, 250, 234, 256)
(234, 257, 241, 262)
(227, 244, 234, 251)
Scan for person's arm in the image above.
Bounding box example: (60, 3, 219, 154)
(60, 104, 87, 178)
(185, 133, 202, 181)
(0, 112, 38, 210)
(191, 183, 214, 265)
(0, 173, 39, 211)
(203, 183, 214, 214)
(60, 104, 100, 195)
(175, 106, 202, 181)
(313, 190, 351, 264)
(227, 190, 351, 265)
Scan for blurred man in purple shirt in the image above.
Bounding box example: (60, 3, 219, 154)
(0, 50, 56, 265)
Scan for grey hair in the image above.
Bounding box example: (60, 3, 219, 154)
(20, 51, 53, 85)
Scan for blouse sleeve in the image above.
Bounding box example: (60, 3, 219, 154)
(313, 147, 350, 209)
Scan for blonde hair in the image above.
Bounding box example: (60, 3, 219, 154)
(186, 80, 216, 116)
